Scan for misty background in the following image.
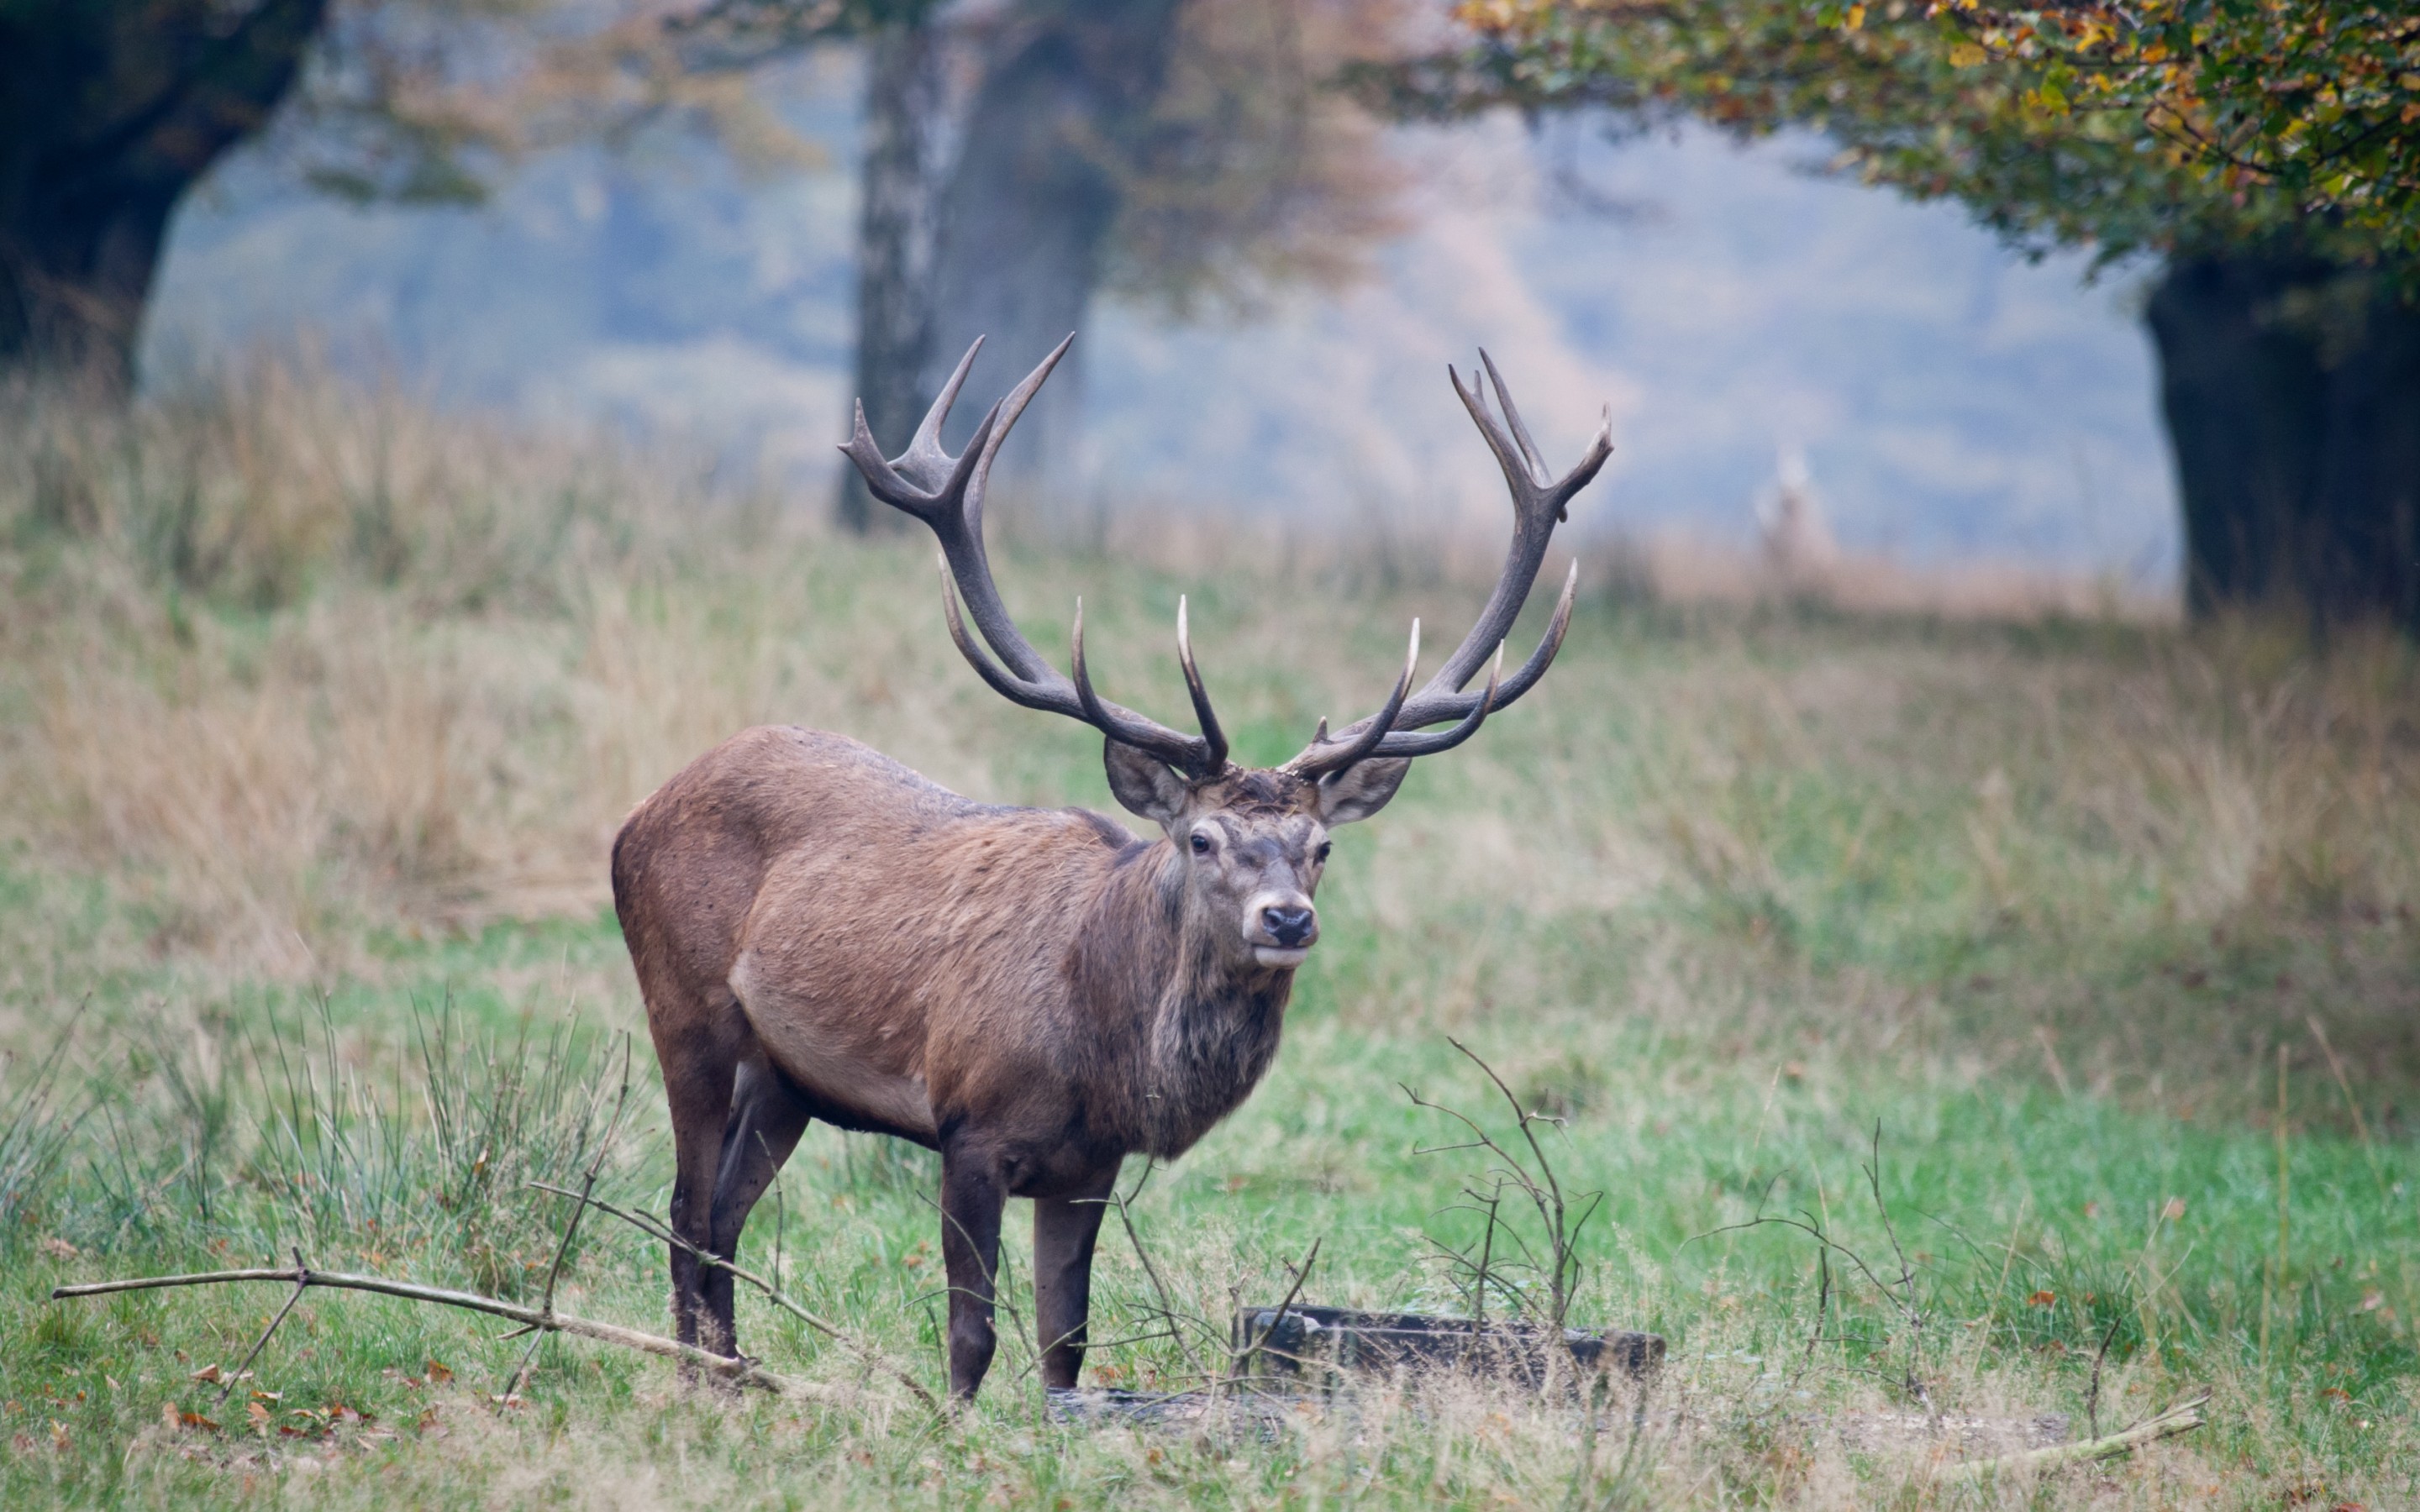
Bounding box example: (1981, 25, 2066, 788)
(140, 48, 2175, 581)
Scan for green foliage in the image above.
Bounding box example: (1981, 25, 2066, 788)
(1368, 1, 2420, 269)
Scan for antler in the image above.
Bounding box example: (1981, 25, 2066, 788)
(1286, 354, 1612, 780)
(840, 336, 1230, 779)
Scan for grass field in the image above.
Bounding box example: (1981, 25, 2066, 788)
(3, 368, 2417, 1508)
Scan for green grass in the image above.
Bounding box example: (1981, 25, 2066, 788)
(3, 910, 2414, 1507)
(3, 372, 2417, 1506)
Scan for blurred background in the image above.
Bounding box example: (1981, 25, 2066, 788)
(21, 0, 2180, 591)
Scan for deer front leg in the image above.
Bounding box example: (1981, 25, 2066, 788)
(702, 1058, 813, 1373)
(1034, 1165, 1118, 1390)
(937, 1143, 1007, 1401)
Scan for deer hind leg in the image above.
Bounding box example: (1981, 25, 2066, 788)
(1034, 1163, 1119, 1391)
(937, 1139, 1008, 1400)
(702, 1055, 813, 1364)
(644, 977, 755, 1372)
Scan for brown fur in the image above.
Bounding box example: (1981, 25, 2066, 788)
(612, 725, 1395, 1399)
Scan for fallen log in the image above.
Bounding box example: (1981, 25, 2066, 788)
(1229, 1305, 1665, 1392)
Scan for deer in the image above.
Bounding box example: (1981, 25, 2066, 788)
(610, 335, 1612, 1402)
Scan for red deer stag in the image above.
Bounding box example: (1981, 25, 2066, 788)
(612, 336, 1611, 1401)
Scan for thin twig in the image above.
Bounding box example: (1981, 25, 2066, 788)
(1451, 1037, 1576, 1322)
(1861, 1122, 1925, 1397)
(217, 1247, 312, 1404)
(528, 1180, 939, 1414)
(2083, 1315, 2123, 1440)
(1465, 1184, 1501, 1340)
(1101, 1161, 1213, 1383)
(2307, 1015, 2391, 1204)
(1694, 1162, 1928, 1405)
(915, 1189, 1039, 1390)
(1804, 1242, 1831, 1366)
(508, 1037, 633, 1402)
(1230, 1239, 1322, 1378)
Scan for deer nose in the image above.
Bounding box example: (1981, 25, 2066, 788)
(1261, 905, 1317, 948)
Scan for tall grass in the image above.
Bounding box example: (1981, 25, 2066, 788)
(0, 1033, 79, 1244)
(58, 1000, 639, 1300)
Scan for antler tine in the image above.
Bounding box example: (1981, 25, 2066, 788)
(1478, 349, 1548, 482)
(1367, 643, 1503, 760)
(898, 336, 986, 485)
(1439, 557, 1578, 720)
(939, 334, 1076, 683)
(1073, 599, 1222, 772)
(971, 332, 1072, 486)
(1281, 356, 1606, 774)
(839, 335, 1060, 685)
(847, 338, 1218, 777)
(1286, 620, 1419, 780)
(1176, 597, 1228, 774)
(841, 386, 1002, 528)
(1417, 354, 1610, 702)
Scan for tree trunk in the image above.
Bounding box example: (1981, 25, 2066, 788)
(2147, 255, 2420, 633)
(0, 0, 329, 396)
(920, 0, 1186, 496)
(837, 16, 946, 532)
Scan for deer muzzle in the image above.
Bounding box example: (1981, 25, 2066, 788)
(1247, 895, 1318, 966)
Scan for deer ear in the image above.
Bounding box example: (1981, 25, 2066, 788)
(1103, 739, 1192, 827)
(1313, 759, 1410, 826)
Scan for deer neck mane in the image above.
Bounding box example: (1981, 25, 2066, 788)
(1079, 839, 1294, 1158)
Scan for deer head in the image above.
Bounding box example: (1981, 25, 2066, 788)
(840, 336, 1612, 973)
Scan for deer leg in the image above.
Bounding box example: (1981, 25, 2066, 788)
(937, 1142, 1007, 1400)
(658, 1030, 740, 1370)
(1034, 1164, 1118, 1391)
(702, 1057, 814, 1366)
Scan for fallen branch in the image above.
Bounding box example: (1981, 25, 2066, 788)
(1942, 1389, 2211, 1481)
(50, 1263, 842, 1403)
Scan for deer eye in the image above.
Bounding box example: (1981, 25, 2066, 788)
(1190, 832, 1213, 855)
(1315, 842, 1332, 864)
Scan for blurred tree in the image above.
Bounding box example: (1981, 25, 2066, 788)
(0, 0, 331, 392)
(843, 13, 945, 530)
(711, 0, 1407, 528)
(1368, 2, 2420, 629)
(0, 0, 842, 395)
(924, 0, 1405, 499)
(5, 0, 1400, 516)
(922, 0, 1190, 496)
(650, 0, 939, 530)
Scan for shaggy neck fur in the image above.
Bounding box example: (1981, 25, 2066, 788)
(1076, 841, 1294, 1159)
